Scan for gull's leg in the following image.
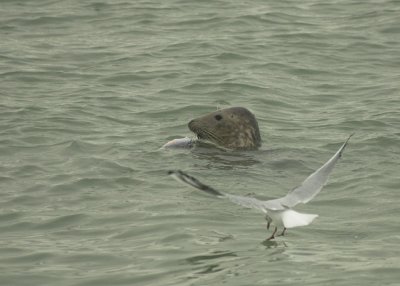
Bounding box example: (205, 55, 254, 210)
(278, 227, 287, 237)
(265, 216, 272, 230)
(266, 226, 277, 240)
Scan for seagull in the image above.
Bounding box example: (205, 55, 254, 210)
(168, 134, 353, 240)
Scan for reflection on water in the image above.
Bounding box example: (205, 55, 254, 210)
(185, 250, 238, 275)
(261, 239, 288, 249)
(191, 142, 262, 169)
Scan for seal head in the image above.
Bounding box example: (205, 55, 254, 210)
(188, 107, 261, 150)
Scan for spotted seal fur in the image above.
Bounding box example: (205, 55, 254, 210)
(188, 107, 261, 150)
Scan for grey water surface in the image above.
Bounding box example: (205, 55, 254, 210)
(1, 0, 399, 285)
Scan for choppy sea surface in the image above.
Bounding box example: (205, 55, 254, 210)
(1, 0, 399, 285)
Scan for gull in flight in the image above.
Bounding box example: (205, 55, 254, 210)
(168, 134, 353, 240)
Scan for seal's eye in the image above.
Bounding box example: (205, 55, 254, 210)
(215, 114, 223, 121)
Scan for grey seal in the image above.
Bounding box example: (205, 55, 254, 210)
(188, 107, 261, 150)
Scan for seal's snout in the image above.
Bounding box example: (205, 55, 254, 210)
(188, 119, 196, 131)
(188, 119, 203, 139)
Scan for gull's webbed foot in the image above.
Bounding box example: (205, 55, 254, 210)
(278, 227, 287, 237)
(266, 226, 278, 240)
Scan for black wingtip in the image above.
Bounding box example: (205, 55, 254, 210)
(344, 133, 354, 147)
(168, 170, 224, 197)
(338, 133, 354, 158)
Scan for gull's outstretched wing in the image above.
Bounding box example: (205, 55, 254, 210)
(168, 170, 267, 213)
(168, 134, 352, 213)
(276, 134, 353, 208)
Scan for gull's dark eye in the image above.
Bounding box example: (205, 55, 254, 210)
(215, 114, 223, 121)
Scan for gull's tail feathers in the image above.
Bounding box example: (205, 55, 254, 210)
(281, 209, 318, 228)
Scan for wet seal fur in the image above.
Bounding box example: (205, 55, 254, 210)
(188, 107, 261, 150)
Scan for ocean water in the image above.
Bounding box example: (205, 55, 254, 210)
(1, 0, 399, 285)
